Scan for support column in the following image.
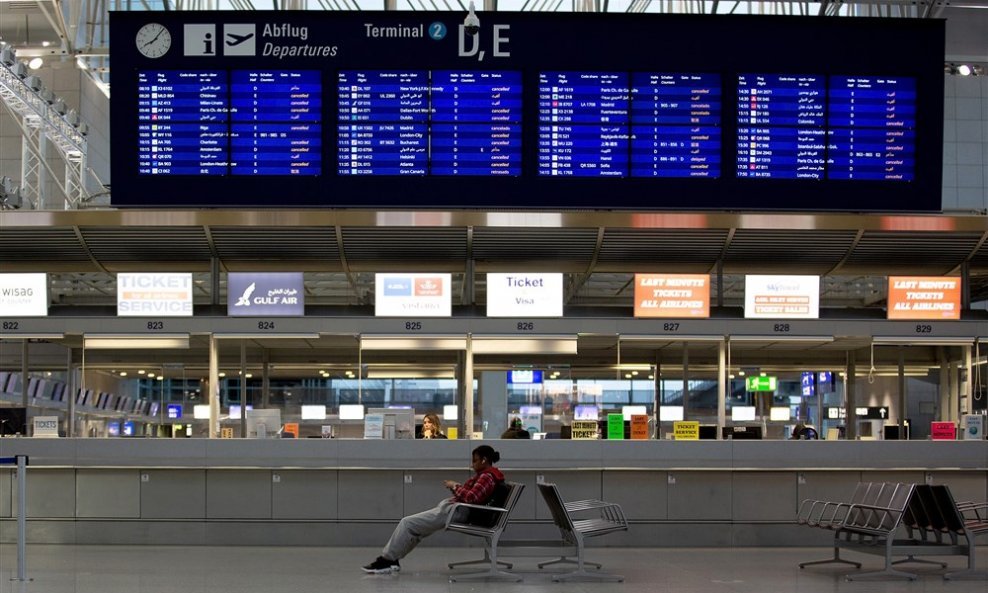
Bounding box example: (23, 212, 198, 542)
(717, 339, 726, 436)
(481, 371, 508, 439)
(240, 341, 247, 437)
(939, 347, 949, 421)
(21, 340, 28, 410)
(209, 334, 219, 438)
(948, 357, 959, 423)
(654, 352, 661, 438)
(898, 347, 906, 436)
(262, 349, 271, 409)
(845, 351, 856, 439)
(682, 343, 690, 420)
(963, 344, 973, 416)
(464, 336, 474, 439)
(66, 347, 75, 437)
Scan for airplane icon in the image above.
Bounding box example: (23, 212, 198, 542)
(226, 32, 254, 46)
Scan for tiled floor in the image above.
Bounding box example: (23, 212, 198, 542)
(0, 544, 985, 593)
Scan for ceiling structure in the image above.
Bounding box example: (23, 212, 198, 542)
(1, 209, 986, 308)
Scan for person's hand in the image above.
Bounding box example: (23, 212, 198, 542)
(423, 428, 433, 438)
(444, 480, 459, 491)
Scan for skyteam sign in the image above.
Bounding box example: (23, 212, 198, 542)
(228, 272, 304, 316)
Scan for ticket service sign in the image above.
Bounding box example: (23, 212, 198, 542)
(887, 276, 961, 320)
(375, 273, 451, 317)
(117, 273, 193, 316)
(486, 273, 562, 317)
(634, 274, 709, 318)
(228, 272, 304, 316)
(0, 273, 47, 316)
(744, 275, 820, 319)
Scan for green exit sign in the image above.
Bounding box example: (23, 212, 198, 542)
(746, 376, 777, 392)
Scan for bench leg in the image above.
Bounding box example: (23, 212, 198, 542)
(845, 567, 918, 581)
(449, 550, 512, 570)
(537, 557, 602, 570)
(448, 541, 521, 583)
(891, 555, 948, 569)
(944, 547, 988, 581)
(799, 546, 862, 570)
(547, 543, 622, 582)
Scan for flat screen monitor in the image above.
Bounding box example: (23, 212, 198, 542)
(574, 405, 599, 421)
(723, 426, 762, 440)
(246, 409, 282, 438)
(0, 407, 28, 436)
(366, 407, 416, 439)
(698, 425, 718, 440)
(107, 422, 121, 437)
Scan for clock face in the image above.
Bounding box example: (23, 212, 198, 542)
(136, 23, 171, 59)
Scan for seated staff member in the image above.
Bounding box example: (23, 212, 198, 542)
(417, 412, 447, 439)
(362, 445, 504, 574)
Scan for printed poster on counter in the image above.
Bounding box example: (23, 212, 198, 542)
(486, 273, 563, 317)
(117, 273, 193, 316)
(887, 276, 961, 320)
(634, 274, 710, 318)
(228, 272, 304, 316)
(744, 275, 820, 319)
(0, 273, 48, 317)
(375, 273, 451, 317)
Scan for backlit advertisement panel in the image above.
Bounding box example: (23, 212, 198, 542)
(887, 276, 960, 320)
(375, 273, 451, 317)
(117, 273, 193, 316)
(487, 273, 563, 317)
(744, 275, 819, 319)
(634, 274, 710, 318)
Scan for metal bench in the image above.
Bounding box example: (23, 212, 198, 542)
(445, 481, 525, 582)
(799, 482, 917, 580)
(535, 482, 628, 582)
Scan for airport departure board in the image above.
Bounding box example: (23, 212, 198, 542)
(138, 69, 322, 175)
(113, 12, 945, 210)
(338, 70, 521, 176)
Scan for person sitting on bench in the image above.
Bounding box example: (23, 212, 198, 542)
(362, 445, 504, 574)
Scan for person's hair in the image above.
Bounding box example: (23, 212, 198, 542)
(472, 444, 500, 465)
(510, 417, 523, 429)
(423, 412, 443, 431)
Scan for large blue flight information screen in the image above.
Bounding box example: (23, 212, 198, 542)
(538, 72, 630, 177)
(138, 71, 229, 176)
(630, 73, 721, 178)
(137, 70, 322, 176)
(736, 74, 826, 180)
(828, 76, 915, 181)
(337, 70, 522, 176)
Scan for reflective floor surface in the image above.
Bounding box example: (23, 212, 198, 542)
(0, 544, 986, 593)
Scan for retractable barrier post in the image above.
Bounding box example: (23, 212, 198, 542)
(0, 455, 29, 582)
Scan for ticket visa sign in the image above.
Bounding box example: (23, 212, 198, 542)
(486, 273, 563, 317)
(375, 273, 451, 317)
(228, 272, 304, 316)
(117, 273, 193, 316)
(634, 274, 709, 318)
(673, 421, 699, 440)
(744, 275, 819, 319)
(0, 273, 48, 316)
(887, 276, 960, 320)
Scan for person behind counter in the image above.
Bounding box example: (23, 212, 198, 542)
(418, 412, 447, 439)
(500, 417, 531, 439)
(362, 445, 504, 574)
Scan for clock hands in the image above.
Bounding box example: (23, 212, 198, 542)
(142, 28, 165, 48)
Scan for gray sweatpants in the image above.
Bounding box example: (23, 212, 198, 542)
(382, 498, 455, 561)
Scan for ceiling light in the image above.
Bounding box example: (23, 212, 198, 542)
(219, 372, 226, 378)
(138, 370, 146, 375)
(147, 373, 155, 378)
(245, 373, 253, 379)
(158, 376, 164, 381)
(119, 372, 127, 377)
(957, 64, 972, 76)
(738, 370, 746, 376)
(42, 41, 51, 47)
(27, 57, 43, 70)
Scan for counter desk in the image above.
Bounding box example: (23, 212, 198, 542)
(0, 439, 985, 547)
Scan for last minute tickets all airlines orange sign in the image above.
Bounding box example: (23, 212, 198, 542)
(887, 277, 961, 320)
(634, 274, 710, 318)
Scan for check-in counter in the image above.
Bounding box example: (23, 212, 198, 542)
(0, 439, 985, 547)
